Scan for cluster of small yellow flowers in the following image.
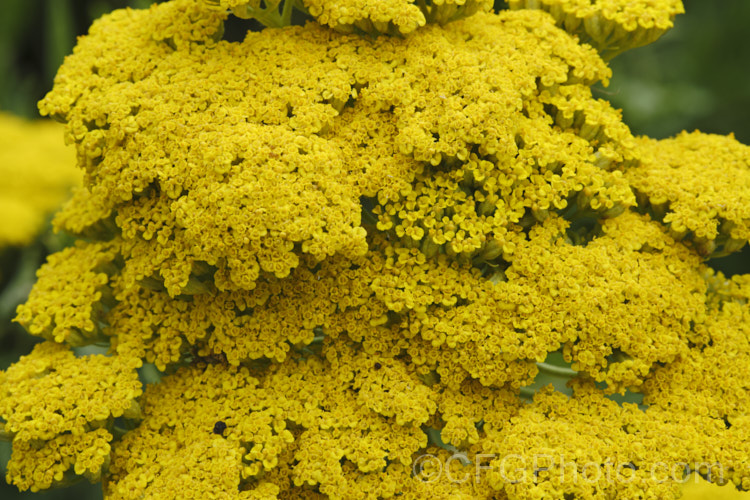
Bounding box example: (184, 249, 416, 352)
(38, 0, 628, 296)
(362, 10, 638, 264)
(627, 131, 750, 258)
(360, 240, 544, 388)
(718, 418, 750, 492)
(435, 379, 502, 448)
(538, 84, 638, 168)
(15, 241, 119, 345)
(105, 252, 380, 369)
(507, 0, 685, 60)
(206, 0, 492, 34)
(5, 0, 750, 498)
(301, 0, 495, 35)
(6, 429, 112, 492)
(0, 342, 142, 441)
(482, 384, 631, 497)
(40, 0, 391, 295)
(0, 113, 80, 247)
(703, 270, 750, 308)
(475, 381, 750, 500)
(293, 0, 427, 35)
(363, 10, 613, 164)
(504, 212, 709, 392)
(0, 342, 141, 491)
(642, 279, 750, 421)
(105, 359, 436, 498)
(102, 351, 750, 499)
(105, 364, 271, 498)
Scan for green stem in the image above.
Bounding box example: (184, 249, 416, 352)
(280, 0, 296, 26)
(1, 422, 14, 441)
(519, 387, 536, 399)
(360, 205, 379, 226)
(416, 0, 434, 23)
(112, 426, 130, 440)
(536, 361, 578, 378)
(247, 5, 283, 28)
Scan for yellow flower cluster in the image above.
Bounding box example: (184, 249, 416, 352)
(506, 212, 708, 392)
(302, 0, 494, 34)
(104, 359, 436, 498)
(371, 94, 636, 265)
(15, 241, 119, 345)
(643, 280, 750, 421)
(476, 381, 750, 499)
(4, 0, 750, 498)
(6, 429, 113, 493)
(99, 354, 750, 499)
(207, 0, 492, 34)
(0, 342, 141, 491)
(704, 269, 750, 308)
(0, 113, 80, 247)
(37, 0, 631, 297)
(106, 253, 377, 369)
(507, 0, 685, 59)
(627, 131, 750, 257)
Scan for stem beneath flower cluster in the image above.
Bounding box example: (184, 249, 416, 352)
(536, 361, 577, 378)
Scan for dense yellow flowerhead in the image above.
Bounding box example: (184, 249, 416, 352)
(0, 342, 141, 492)
(206, 0, 493, 34)
(2, 0, 750, 498)
(507, 0, 685, 60)
(37, 0, 623, 297)
(628, 131, 750, 257)
(0, 342, 142, 441)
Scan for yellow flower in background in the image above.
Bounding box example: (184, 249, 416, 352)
(0, 113, 80, 247)
(682, 474, 750, 500)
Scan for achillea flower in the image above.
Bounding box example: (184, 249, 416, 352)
(627, 131, 750, 257)
(105, 360, 433, 498)
(15, 241, 119, 345)
(506, 212, 708, 393)
(642, 284, 750, 421)
(507, 0, 685, 60)
(3, 0, 750, 498)
(0, 342, 141, 492)
(206, 0, 493, 34)
(0, 342, 142, 442)
(37, 0, 622, 296)
(6, 429, 113, 492)
(0, 113, 80, 247)
(477, 381, 742, 500)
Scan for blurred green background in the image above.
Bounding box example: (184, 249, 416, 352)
(0, 0, 748, 498)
